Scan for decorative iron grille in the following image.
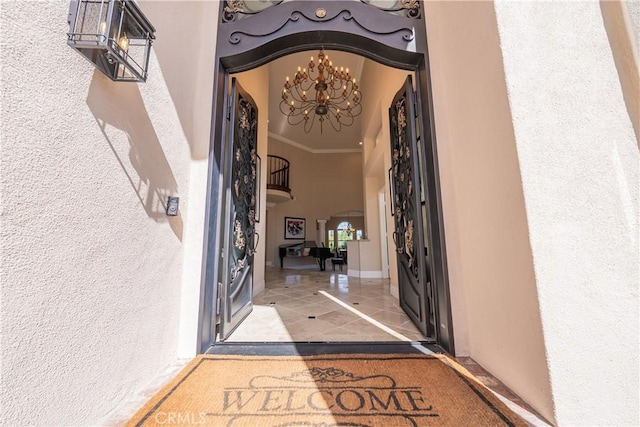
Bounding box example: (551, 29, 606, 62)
(222, 0, 420, 22)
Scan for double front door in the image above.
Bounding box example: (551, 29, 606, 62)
(217, 76, 435, 342)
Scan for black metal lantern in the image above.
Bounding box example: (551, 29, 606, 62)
(67, 0, 156, 82)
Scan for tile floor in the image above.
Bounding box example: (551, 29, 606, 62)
(223, 266, 426, 342)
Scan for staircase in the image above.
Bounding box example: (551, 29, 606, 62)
(266, 154, 292, 205)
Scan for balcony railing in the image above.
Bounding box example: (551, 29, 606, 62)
(267, 155, 291, 193)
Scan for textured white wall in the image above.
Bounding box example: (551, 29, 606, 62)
(0, 1, 214, 424)
(495, 2, 639, 425)
(424, 2, 554, 420)
(140, 1, 218, 358)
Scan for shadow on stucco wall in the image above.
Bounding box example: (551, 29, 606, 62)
(140, 1, 217, 161)
(86, 71, 184, 241)
(600, 0, 640, 148)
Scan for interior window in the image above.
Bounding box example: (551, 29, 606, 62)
(336, 221, 355, 250)
(327, 230, 335, 251)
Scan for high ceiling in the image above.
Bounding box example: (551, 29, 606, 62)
(267, 49, 365, 152)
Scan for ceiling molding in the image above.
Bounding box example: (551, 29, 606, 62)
(268, 132, 363, 154)
(331, 210, 365, 217)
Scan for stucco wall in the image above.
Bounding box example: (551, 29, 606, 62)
(424, 1, 554, 421)
(494, 2, 639, 425)
(0, 1, 216, 424)
(141, 0, 220, 360)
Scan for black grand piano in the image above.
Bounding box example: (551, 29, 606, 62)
(279, 241, 334, 271)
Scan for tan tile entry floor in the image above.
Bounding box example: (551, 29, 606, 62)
(223, 266, 426, 342)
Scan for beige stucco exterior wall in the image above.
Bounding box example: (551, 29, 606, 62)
(265, 139, 364, 266)
(144, 0, 219, 360)
(424, 1, 554, 421)
(494, 2, 639, 425)
(1, 1, 216, 424)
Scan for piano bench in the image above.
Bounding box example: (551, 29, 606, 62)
(331, 258, 345, 271)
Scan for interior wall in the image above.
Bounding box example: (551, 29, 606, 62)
(494, 1, 639, 425)
(233, 66, 270, 296)
(1, 1, 217, 424)
(265, 139, 364, 266)
(359, 61, 415, 296)
(423, 1, 554, 421)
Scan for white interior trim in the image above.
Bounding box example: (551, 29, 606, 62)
(269, 132, 363, 154)
(347, 269, 384, 278)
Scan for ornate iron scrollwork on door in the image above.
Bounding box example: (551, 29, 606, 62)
(362, 0, 421, 18)
(222, 0, 421, 23)
(390, 95, 418, 279)
(223, 0, 284, 22)
(230, 94, 258, 281)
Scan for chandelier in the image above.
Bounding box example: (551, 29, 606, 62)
(280, 50, 362, 134)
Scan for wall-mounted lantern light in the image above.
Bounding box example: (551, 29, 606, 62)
(67, 0, 156, 82)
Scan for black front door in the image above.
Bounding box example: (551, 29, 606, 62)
(218, 78, 259, 341)
(389, 75, 435, 339)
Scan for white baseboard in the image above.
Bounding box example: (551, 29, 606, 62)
(347, 269, 384, 278)
(253, 279, 265, 296)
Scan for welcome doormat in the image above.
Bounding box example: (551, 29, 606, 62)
(127, 354, 526, 426)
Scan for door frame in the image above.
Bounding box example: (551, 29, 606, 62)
(198, 0, 454, 354)
(378, 187, 390, 280)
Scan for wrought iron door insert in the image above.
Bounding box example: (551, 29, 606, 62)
(218, 78, 259, 340)
(389, 75, 435, 339)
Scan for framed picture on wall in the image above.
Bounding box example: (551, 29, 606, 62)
(284, 217, 306, 239)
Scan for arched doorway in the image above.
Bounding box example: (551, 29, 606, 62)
(199, 0, 453, 354)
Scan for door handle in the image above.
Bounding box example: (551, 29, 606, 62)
(249, 231, 259, 256)
(392, 231, 402, 253)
